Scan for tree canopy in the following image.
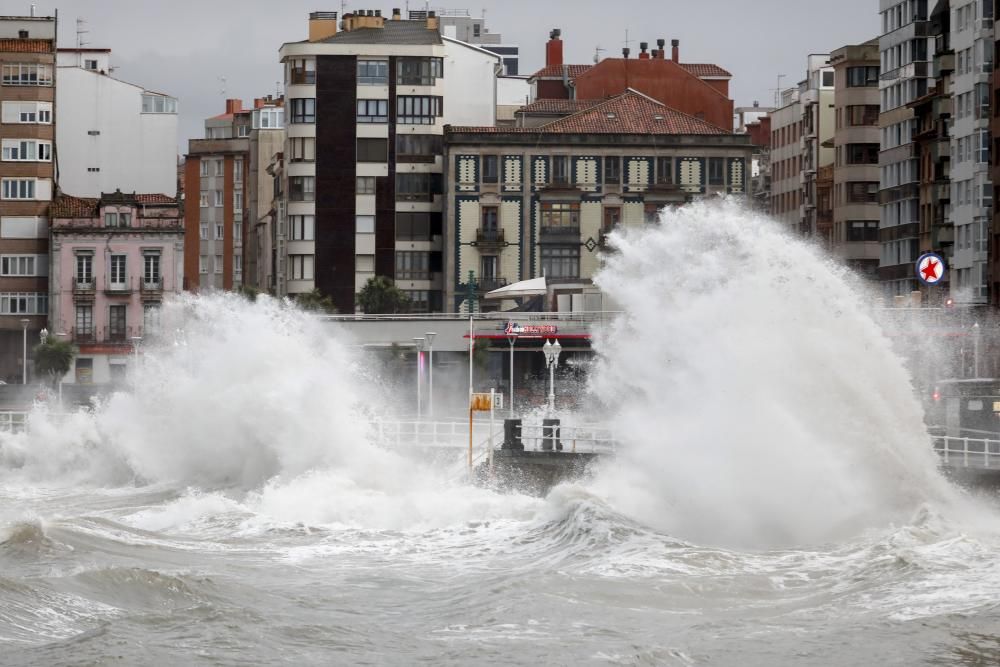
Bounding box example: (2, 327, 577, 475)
(356, 276, 410, 314)
(34, 335, 75, 386)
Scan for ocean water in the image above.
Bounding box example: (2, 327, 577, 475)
(2, 201, 999, 666)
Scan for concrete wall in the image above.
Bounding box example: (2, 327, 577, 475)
(442, 38, 499, 126)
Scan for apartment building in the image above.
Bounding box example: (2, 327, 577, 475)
(276, 9, 498, 313)
(244, 99, 285, 295)
(444, 90, 754, 312)
(830, 40, 882, 277)
(769, 89, 802, 226)
(878, 0, 932, 296)
(992, 0, 1000, 304)
(0, 14, 56, 383)
(800, 55, 835, 241)
(48, 191, 183, 384)
(435, 9, 519, 75)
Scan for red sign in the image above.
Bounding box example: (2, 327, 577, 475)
(504, 321, 558, 336)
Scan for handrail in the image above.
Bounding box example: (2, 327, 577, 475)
(932, 435, 1000, 469)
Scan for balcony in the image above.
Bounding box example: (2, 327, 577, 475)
(73, 280, 95, 301)
(70, 325, 142, 346)
(475, 228, 505, 246)
(141, 278, 163, 297)
(477, 277, 508, 293)
(71, 327, 94, 344)
(104, 278, 132, 296)
(539, 225, 580, 238)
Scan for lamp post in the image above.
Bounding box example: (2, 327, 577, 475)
(542, 338, 562, 414)
(973, 322, 980, 379)
(20, 318, 29, 384)
(413, 337, 424, 419)
(55, 333, 68, 406)
(507, 333, 517, 416)
(425, 331, 436, 418)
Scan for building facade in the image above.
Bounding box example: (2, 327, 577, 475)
(49, 191, 182, 384)
(436, 9, 519, 75)
(0, 14, 56, 383)
(800, 55, 835, 241)
(444, 90, 754, 312)
(276, 10, 499, 313)
(769, 89, 803, 226)
(55, 47, 178, 198)
(830, 40, 882, 277)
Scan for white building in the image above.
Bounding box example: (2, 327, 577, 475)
(56, 48, 178, 198)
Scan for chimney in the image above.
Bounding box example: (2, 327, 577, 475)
(308, 11, 338, 41)
(392, 7, 402, 19)
(427, 10, 439, 31)
(254, 98, 266, 109)
(225, 98, 243, 115)
(671, 39, 680, 62)
(546, 29, 563, 68)
(622, 47, 630, 59)
(656, 38, 666, 59)
(639, 42, 650, 60)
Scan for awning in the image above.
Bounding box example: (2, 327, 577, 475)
(485, 276, 547, 300)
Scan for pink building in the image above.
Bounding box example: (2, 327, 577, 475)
(49, 191, 183, 384)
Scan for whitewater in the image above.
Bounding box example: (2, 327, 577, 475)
(2, 200, 999, 666)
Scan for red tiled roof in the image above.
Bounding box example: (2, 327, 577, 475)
(517, 99, 604, 114)
(528, 63, 592, 80)
(0, 38, 54, 54)
(50, 195, 99, 218)
(136, 194, 176, 204)
(679, 63, 732, 78)
(450, 90, 729, 136)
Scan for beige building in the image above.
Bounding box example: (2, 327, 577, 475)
(444, 90, 753, 312)
(830, 40, 881, 277)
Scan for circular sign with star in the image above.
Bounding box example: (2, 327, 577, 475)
(916, 253, 946, 286)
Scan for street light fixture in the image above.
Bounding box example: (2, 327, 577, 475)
(413, 337, 425, 419)
(542, 338, 562, 414)
(55, 333, 68, 406)
(424, 332, 436, 418)
(972, 322, 980, 379)
(20, 318, 29, 384)
(507, 333, 517, 415)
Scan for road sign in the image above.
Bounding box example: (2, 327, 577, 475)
(916, 253, 946, 286)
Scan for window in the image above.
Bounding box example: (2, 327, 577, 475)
(234, 222, 242, 242)
(290, 215, 315, 240)
(847, 220, 879, 242)
(289, 137, 316, 162)
(1, 140, 51, 161)
(540, 202, 580, 231)
(141, 94, 177, 113)
(396, 57, 444, 85)
(215, 223, 224, 240)
(143, 253, 160, 285)
(551, 156, 570, 184)
(356, 255, 375, 272)
(541, 246, 580, 279)
(234, 159, 243, 182)
(358, 60, 389, 85)
(356, 216, 375, 233)
(215, 255, 223, 274)
(396, 173, 442, 201)
(0, 255, 44, 276)
(847, 105, 880, 126)
(1, 101, 52, 124)
(397, 212, 433, 241)
(395, 251, 431, 280)
(289, 58, 316, 84)
(397, 134, 442, 162)
(199, 191, 208, 207)
(481, 255, 498, 281)
(605, 156, 621, 184)
(289, 176, 315, 201)
(234, 191, 243, 212)
(644, 203, 661, 224)
(237, 125, 249, 138)
(214, 190, 223, 207)
(199, 255, 208, 274)
(289, 254, 314, 280)
(978, 129, 990, 163)
(253, 108, 284, 129)
(143, 304, 160, 336)
(200, 222, 208, 240)
(1, 179, 36, 200)
(357, 99, 388, 123)
(1, 63, 53, 86)
(105, 212, 119, 228)
(846, 143, 880, 164)
(109, 305, 127, 341)
(602, 207, 621, 234)
(213, 160, 224, 176)
(847, 181, 879, 203)
(481, 207, 499, 234)
(75, 305, 93, 337)
(76, 254, 93, 284)
(108, 255, 127, 288)
(483, 155, 499, 183)
(397, 96, 443, 124)
(846, 66, 879, 87)
(357, 138, 388, 162)
(821, 70, 835, 87)
(357, 176, 376, 194)
(235, 254, 242, 276)
(404, 290, 438, 313)
(289, 98, 316, 124)
(200, 160, 209, 176)
(708, 158, 725, 186)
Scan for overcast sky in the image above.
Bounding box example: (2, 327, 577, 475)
(28, 0, 879, 152)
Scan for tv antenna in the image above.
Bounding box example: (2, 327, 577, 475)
(218, 76, 227, 97)
(594, 46, 605, 64)
(772, 74, 786, 107)
(75, 17, 89, 48)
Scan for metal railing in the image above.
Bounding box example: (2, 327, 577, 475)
(932, 435, 1000, 469)
(516, 422, 618, 454)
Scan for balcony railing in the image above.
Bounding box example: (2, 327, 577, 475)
(539, 225, 580, 237)
(141, 278, 163, 294)
(476, 228, 505, 244)
(477, 277, 508, 292)
(73, 280, 95, 298)
(70, 325, 143, 345)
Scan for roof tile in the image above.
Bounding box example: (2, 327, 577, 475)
(517, 99, 604, 114)
(49, 195, 99, 218)
(528, 64, 592, 79)
(679, 63, 732, 78)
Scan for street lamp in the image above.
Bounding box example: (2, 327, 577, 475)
(507, 333, 517, 415)
(542, 338, 562, 414)
(972, 322, 980, 379)
(412, 337, 424, 419)
(20, 318, 29, 384)
(55, 333, 68, 406)
(424, 332, 436, 418)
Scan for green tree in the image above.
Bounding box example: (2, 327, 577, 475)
(356, 275, 410, 314)
(294, 288, 337, 314)
(34, 335, 75, 387)
(237, 285, 260, 302)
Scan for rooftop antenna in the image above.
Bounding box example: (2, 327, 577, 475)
(594, 45, 605, 64)
(623, 29, 633, 54)
(75, 17, 89, 48)
(772, 74, 786, 107)
(218, 76, 227, 97)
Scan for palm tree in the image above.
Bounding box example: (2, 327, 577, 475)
(34, 335, 75, 387)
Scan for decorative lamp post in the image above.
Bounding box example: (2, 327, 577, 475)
(56, 333, 68, 406)
(973, 322, 980, 379)
(542, 338, 562, 414)
(412, 337, 424, 419)
(507, 333, 517, 416)
(425, 331, 436, 418)
(20, 318, 29, 384)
